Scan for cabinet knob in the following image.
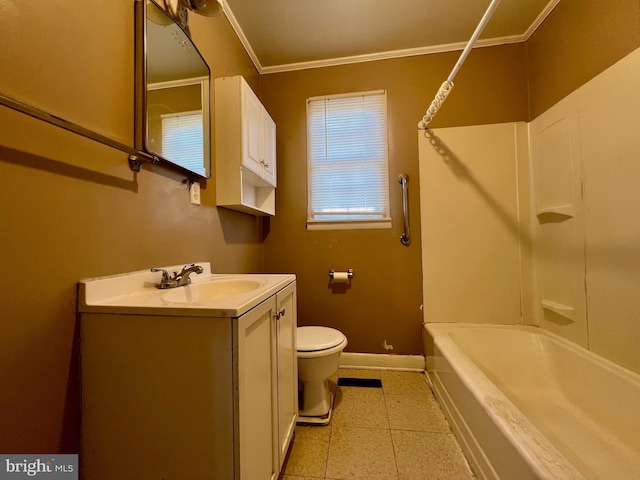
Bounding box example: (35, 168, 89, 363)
(274, 308, 286, 320)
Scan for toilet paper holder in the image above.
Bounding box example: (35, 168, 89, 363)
(329, 269, 354, 280)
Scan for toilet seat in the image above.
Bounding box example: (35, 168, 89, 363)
(297, 326, 347, 358)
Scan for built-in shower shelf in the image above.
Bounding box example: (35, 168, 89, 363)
(541, 299, 575, 322)
(536, 204, 575, 219)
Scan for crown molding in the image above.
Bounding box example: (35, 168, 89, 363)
(260, 35, 527, 74)
(523, 0, 561, 38)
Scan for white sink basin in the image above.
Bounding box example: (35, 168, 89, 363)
(162, 279, 263, 304)
(77, 262, 295, 317)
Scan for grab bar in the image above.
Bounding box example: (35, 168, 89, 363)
(399, 174, 411, 246)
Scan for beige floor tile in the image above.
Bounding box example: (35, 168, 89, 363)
(385, 394, 450, 433)
(282, 372, 473, 480)
(326, 426, 399, 480)
(391, 430, 474, 480)
(339, 368, 382, 379)
(279, 476, 323, 480)
(380, 371, 432, 396)
(282, 425, 330, 478)
(333, 387, 389, 429)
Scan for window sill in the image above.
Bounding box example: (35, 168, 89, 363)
(306, 218, 392, 231)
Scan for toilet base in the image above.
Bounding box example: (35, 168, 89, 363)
(297, 393, 334, 426)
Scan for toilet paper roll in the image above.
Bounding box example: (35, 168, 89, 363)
(332, 272, 350, 282)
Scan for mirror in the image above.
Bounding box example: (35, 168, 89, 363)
(136, 0, 211, 178)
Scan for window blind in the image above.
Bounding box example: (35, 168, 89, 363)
(307, 91, 389, 223)
(161, 110, 204, 175)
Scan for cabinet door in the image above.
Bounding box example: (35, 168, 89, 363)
(262, 112, 277, 187)
(236, 298, 277, 480)
(275, 282, 298, 469)
(241, 82, 265, 178)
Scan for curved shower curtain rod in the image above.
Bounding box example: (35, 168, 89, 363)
(418, 0, 502, 130)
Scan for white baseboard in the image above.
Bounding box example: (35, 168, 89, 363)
(339, 352, 426, 371)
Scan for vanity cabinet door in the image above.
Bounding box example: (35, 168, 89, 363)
(236, 297, 278, 480)
(275, 282, 298, 469)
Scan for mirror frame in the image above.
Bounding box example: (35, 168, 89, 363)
(135, 0, 212, 179)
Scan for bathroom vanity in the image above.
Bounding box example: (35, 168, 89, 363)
(78, 263, 297, 480)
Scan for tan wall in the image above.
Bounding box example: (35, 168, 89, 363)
(260, 45, 528, 355)
(527, 0, 640, 119)
(0, 2, 259, 453)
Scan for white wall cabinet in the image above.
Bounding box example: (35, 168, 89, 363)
(215, 75, 277, 216)
(80, 281, 298, 480)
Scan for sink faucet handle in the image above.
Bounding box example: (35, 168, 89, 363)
(151, 268, 171, 282)
(151, 268, 180, 289)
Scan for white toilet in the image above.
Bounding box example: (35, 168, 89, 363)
(297, 326, 348, 425)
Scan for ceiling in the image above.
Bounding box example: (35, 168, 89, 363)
(222, 0, 560, 74)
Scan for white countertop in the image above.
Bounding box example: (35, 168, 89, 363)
(78, 262, 295, 318)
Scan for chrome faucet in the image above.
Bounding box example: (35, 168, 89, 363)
(151, 263, 204, 289)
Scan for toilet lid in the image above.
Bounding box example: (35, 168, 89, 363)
(297, 326, 346, 352)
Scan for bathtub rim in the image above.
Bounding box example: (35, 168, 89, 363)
(428, 323, 640, 387)
(424, 322, 586, 480)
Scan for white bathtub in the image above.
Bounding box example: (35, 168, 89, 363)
(423, 323, 640, 480)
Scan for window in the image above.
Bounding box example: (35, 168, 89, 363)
(161, 110, 205, 176)
(307, 90, 390, 230)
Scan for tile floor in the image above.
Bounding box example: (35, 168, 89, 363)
(280, 369, 475, 480)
